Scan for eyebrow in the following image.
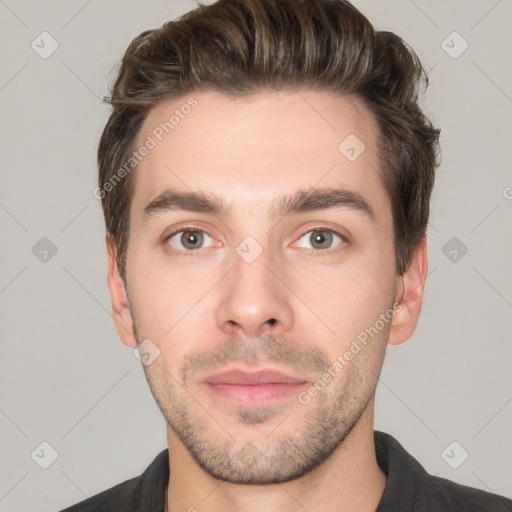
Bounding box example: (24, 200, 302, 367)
(142, 187, 375, 223)
(274, 188, 375, 221)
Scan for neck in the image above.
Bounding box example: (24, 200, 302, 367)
(165, 397, 386, 512)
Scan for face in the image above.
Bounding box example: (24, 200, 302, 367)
(113, 90, 406, 484)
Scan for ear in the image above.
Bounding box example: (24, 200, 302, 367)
(106, 236, 138, 348)
(387, 237, 428, 346)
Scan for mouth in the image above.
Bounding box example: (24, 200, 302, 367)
(200, 367, 310, 407)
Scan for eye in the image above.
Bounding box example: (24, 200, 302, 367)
(165, 229, 215, 251)
(296, 228, 344, 251)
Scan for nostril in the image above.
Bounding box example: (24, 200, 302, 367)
(266, 318, 277, 326)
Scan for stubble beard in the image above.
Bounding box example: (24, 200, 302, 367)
(136, 328, 380, 485)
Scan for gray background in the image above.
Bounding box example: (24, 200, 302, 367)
(1, 0, 511, 510)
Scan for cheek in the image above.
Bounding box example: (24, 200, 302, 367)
(128, 246, 191, 312)
(127, 258, 218, 355)
(290, 253, 396, 350)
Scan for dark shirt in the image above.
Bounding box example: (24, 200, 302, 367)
(60, 430, 512, 511)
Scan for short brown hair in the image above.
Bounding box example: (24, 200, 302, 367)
(98, 0, 440, 282)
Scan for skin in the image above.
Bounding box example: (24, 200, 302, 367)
(107, 90, 428, 512)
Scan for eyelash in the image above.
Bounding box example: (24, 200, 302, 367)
(164, 225, 347, 256)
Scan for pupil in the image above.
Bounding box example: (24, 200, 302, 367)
(182, 231, 202, 249)
(312, 230, 331, 249)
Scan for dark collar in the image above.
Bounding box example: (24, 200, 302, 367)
(374, 430, 433, 510)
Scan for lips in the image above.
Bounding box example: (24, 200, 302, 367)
(201, 368, 309, 407)
(204, 369, 307, 385)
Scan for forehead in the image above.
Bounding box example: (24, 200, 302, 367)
(130, 90, 388, 223)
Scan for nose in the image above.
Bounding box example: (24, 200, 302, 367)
(215, 247, 294, 338)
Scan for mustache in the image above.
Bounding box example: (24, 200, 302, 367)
(180, 334, 330, 382)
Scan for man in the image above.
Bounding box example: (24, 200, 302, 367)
(62, 0, 512, 510)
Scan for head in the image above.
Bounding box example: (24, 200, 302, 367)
(101, 0, 439, 484)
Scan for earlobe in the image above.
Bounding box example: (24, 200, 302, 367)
(106, 236, 138, 348)
(388, 238, 428, 346)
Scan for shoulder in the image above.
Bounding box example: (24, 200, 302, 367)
(419, 473, 512, 511)
(58, 449, 169, 512)
(59, 474, 144, 512)
(374, 431, 512, 512)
